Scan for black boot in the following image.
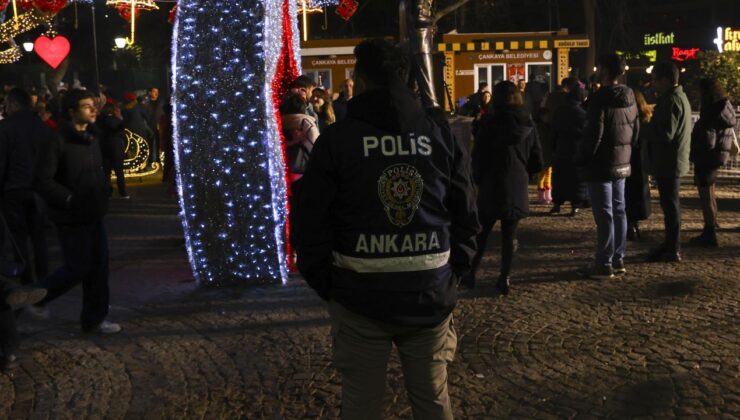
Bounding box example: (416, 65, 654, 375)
(690, 226, 718, 247)
(627, 222, 638, 241)
(496, 274, 510, 295)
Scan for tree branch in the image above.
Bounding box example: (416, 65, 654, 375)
(432, 0, 472, 24)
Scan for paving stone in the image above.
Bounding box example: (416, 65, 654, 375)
(0, 181, 738, 418)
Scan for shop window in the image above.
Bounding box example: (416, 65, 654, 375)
(473, 64, 505, 93)
(305, 69, 332, 91)
(526, 63, 552, 93)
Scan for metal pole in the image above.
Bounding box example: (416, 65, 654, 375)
(91, 3, 101, 94)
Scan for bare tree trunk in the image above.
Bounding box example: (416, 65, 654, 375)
(583, 0, 596, 78)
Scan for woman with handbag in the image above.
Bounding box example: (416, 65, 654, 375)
(461, 81, 544, 294)
(689, 79, 737, 247)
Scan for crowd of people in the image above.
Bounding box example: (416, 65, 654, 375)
(0, 83, 172, 370)
(459, 57, 737, 287)
(288, 41, 737, 419)
(0, 36, 736, 418)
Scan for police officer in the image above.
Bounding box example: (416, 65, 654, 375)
(295, 39, 479, 420)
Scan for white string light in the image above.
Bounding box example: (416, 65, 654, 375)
(172, 0, 298, 285)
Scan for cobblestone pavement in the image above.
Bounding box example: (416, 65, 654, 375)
(1, 179, 738, 419)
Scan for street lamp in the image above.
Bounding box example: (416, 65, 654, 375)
(114, 37, 127, 49)
(22, 42, 34, 52)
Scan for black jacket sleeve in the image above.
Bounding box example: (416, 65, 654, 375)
(295, 133, 337, 300)
(35, 135, 72, 209)
(444, 127, 480, 277)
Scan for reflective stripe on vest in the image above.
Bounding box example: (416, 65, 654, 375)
(332, 251, 450, 273)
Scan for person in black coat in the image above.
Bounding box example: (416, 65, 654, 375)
(97, 103, 129, 199)
(33, 89, 121, 334)
(0, 88, 52, 285)
(550, 85, 588, 215)
(625, 90, 653, 240)
(689, 79, 737, 247)
(463, 80, 544, 294)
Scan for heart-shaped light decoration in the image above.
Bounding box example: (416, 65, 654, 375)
(34, 35, 70, 69)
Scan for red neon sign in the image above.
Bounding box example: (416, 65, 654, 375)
(672, 47, 700, 61)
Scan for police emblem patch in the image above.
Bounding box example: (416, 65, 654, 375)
(377, 164, 424, 227)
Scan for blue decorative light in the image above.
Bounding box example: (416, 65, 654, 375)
(172, 0, 298, 285)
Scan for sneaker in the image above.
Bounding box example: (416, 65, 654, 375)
(85, 320, 122, 334)
(120, 195, 131, 200)
(549, 204, 561, 214)
(613, 259, 627, 275)
(577, 264, 614, 280)
(25, 304, 51, 320)
(4, 286, 47, 307)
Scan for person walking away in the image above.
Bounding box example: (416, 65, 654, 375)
(575, 54, 639, 280)
(311, 88, 336, 132)
(31, 89, 121, 334)
(463, 80, 543, 294)
(689, 78, 736, 247)
(646, 62, 692, 262)
(0, 88, 52, 285)
(333, 78, 354, 122)
(625, 90, 654, 240)
(281, 92, 319, 268)
(295, 39, 479, 420)
(550, 85, 588, 215)
(97, 102, 129, 199)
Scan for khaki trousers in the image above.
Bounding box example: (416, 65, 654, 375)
(328, 300, 457, 420)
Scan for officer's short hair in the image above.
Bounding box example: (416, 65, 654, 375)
(4, 87, 32, 112)
(354, 39, 409, 88)
(653, 61, 679, 85)
(597, 53, 626, 81)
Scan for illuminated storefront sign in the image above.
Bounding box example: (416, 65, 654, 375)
(616, 50, 657, 63)
(644, 32, 675, 46)
(672, 47, 700, 61)
(714, 27, 740, 52)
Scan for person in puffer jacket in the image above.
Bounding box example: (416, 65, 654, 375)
(295, 39, 479, 420)
(689, 78, 737, 247)
(575, 54, 639, 280)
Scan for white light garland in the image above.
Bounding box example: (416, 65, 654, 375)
(172, 0, 298, 285)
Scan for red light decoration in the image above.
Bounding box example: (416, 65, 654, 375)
(336, 0, 358, 21)
(18, 0, 66, 13)
(672, 47, 700, 62)
(34, 35, 70, 69)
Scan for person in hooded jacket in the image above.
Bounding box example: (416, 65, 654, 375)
(463, 80, 543, 294)
(689, 78, 737, 247)
(295, 39, 479, 420)
(550, 85, 588, 216)
(575, 54, 639, 280)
